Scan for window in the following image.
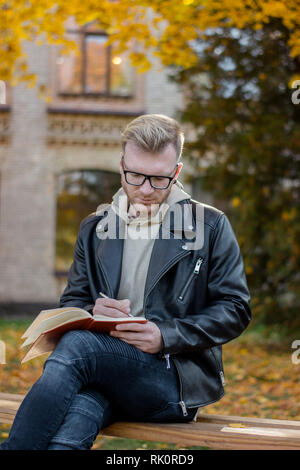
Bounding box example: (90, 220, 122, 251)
(56, 169, 121, 272)
(57, 24, 135, 97)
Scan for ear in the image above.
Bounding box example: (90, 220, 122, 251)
(119, 152, 123, 173)
(174, 162, 183, 180)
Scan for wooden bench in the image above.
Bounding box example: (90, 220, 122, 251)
(1, 392, 300, 450)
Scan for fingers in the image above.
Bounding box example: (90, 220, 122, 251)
(110, 323, 149, 342)
(110, 321, 163, 354)
(93, 297, 131, 317)
(111, 336, 159, 354)
(110, 332, 152, 352)
(114, 322, 147, 332)
(112, 332, 151, 343)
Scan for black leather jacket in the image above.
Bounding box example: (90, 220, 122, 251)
(60, 198, 251, 414)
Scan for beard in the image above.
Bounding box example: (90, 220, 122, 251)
(121, 180, 172, 218)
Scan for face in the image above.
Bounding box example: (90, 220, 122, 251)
(120, 140, 183, 214)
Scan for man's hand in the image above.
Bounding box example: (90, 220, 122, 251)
(93, 297, 131, 317)
(110, 321, 163, 354)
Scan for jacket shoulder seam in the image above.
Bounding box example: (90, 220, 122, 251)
(79, 212, 103, 230)
(190, 199, 224, 230)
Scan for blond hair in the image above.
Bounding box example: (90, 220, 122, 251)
(121, 114, 184, 161)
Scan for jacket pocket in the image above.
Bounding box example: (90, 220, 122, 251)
(177, 257, 203, 302)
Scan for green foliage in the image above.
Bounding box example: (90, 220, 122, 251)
(173, 20, 300, 328)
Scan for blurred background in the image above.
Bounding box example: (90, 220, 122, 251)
(0, 0, 299, 447)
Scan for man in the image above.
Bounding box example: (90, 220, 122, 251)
(0, 114, 251, 450)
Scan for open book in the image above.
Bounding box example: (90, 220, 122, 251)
(20, 307, 147, 364)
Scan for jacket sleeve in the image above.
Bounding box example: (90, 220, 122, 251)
(155, 213, 251, 354)
(59, 220, 94, 311)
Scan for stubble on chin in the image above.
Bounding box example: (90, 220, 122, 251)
(121, 180, 173, 218)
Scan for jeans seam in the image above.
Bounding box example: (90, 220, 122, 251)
(73, 392, 108, 408)
(50, 432, 96, 446)
(47, 351, 174, 377)
(67, 405, 101, 419)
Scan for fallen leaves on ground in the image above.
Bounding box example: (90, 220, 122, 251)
(203, 339, 300, 420)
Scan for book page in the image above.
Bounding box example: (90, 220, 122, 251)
(21, 332, 60, 363)
(90, 316, 147, 333)
(22, 307, 87, 338)
(93, 315, 146, 322)
(21, 309, 91, 347)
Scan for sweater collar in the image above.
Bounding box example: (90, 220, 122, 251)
(111, 182, 192, 227)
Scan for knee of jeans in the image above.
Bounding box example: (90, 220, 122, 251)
(47, 330, 93, 365)
(71, 391, 108, 421)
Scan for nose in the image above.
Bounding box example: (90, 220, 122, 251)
(139, 177, 154, 195)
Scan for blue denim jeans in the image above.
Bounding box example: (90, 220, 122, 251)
(0, 330, 197, 450)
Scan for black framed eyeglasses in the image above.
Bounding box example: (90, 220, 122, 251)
(121, 156, 179, 190)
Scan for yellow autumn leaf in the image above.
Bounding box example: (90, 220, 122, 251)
(231, 197, 241, 208)
(281, 212, 290, 221)
(238, 397, 248, 404)
(265, 372, 281, 381)
(228, 423, 247, 428)
(238, 348, 248, 356)
(288, 75, 300, 88)
(245, 266, 253, 275)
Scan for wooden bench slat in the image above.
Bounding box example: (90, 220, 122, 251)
(0, 401, 22, 411)
(0, 412, 15, 421)
(0, 408, 18, 418)
(0, 393, 25, 401)
(101, 420, 300, 450)
(198, 413, 300, 429)
(2, 393, 300, 429)
(0, 418, 13, 425)
(1, 392, 300, 450)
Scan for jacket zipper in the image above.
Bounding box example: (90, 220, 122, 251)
(172, 358, 188, 416)
(164, 353, 171, 369)
(211, 348, 226, 387)
(161, 354, 187, 415)
(219, 371, 226, 387)
(160, 352, 188, 416)
(178, 257, 203, 301)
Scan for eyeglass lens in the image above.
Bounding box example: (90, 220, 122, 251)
(125, 172, 171, 189)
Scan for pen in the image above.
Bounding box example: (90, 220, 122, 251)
(99, 291, 133, 317)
